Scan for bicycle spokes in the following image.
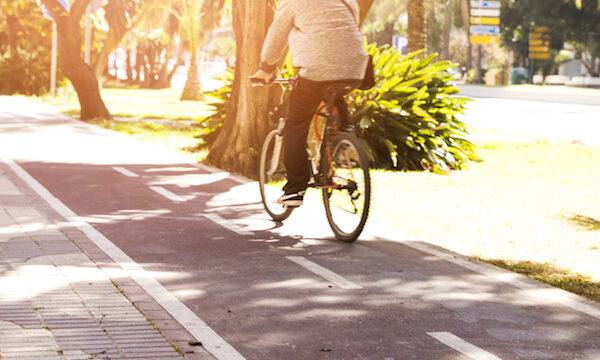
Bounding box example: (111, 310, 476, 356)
(259, 127, 294, 221)
(322, 135, 370, 242)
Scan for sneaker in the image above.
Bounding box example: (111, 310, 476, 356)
(276, 191, 304, 207)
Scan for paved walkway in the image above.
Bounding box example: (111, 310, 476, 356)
(0, 164, 213, 359)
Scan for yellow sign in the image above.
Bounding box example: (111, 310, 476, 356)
(471, 35, 499, 44)
(529, 46, 551, 53)
(529, 39, 550, 47)
(530, 53, 551, 59)
(529, 33, 551, 40)
(529, 26, 551, 59)
(533, 26, 549, 33)
(470, 17, 500, 25)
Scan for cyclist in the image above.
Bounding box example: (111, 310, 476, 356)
(250, 0, 368, 207)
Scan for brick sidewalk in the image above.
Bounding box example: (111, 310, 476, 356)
(0, 164, 214, 360)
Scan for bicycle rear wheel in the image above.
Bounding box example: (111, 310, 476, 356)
(322, 132, 371, 242)
(258, 126, 294, 221)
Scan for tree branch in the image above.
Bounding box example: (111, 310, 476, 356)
(71, 0, 92, 21)
(356, 0, 375, 25)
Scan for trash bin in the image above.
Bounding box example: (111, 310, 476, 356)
(485, 69, 509, 85)
(510, 67, 529, 84)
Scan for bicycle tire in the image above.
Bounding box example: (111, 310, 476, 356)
(258, 126, 294, 221)
(321, 132, 371, 242)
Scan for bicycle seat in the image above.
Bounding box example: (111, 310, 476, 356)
(323, 80, 362, 98)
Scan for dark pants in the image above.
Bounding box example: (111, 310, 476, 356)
(282, 78, 352, 194)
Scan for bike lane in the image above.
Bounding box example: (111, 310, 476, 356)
(2, 96, 600, 360)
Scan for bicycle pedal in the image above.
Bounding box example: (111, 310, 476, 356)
(283, 204, 300, 209)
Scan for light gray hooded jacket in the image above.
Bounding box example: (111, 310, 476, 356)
(259, 0, 368, 82)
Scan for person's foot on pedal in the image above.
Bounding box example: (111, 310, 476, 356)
(276, 190, 304, 207)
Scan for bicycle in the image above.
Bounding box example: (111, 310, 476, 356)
(253, 77, 371, 242)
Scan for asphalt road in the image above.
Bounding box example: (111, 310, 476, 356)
(2, 95, 600, 360)
(458, 84, 600, 145)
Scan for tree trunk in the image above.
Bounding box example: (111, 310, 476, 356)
(180, 57, 203, 100)
(475, 44, 483, 83)
(6, 15, 19, 56)
(134, 44, 143, 82)
(126, 46, 133, 81)
(442, 0, 452, 60)
(407, 0, 427, 56)
(41, 0, 110, 120)
(206, 0, 277, 176)
(93, 30, 121, 81)
(459, 0, 472, 69)
(167, 42, 184, 85)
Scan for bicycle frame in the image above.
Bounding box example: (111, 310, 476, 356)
(260, 77, 356, 191)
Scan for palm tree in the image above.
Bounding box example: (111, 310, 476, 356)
(175, 0, 225, 101)
(407, 0, 427, 56)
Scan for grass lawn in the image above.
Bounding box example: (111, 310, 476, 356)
(368, 140, 600, 302)
(32, 86, 213, 121)
(30, 86, 600, 303)
(28, 86, 213, 162)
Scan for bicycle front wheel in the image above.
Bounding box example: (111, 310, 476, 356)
(258, 127, 294, 221)
(322, 132, 371, 242)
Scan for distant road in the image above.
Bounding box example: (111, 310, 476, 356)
(458, 84, 600, 107)
(457, 85, 600, 145)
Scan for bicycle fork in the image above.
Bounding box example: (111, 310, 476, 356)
(268, 117, 286, 176)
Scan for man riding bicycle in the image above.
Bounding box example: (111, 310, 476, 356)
(250, 0, 368, 207)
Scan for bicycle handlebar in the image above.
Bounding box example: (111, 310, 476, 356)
(249, 77, 296, 87)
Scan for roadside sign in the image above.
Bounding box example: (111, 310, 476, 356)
(529, 46, 551, 53)
(530, 53, 551, 59)
(470, 0, 500, 8)
(529, 39, 550, 47)
(529, 32, 550, 40)
(471, 17, 500, 25)
(470, 25, 500, 36)
(529, 26, 551, 60)
(41, 0, 70, 20)
(393, 35, 408, 53)
(470, 8, 500, 17)
(471, 35, 499, 44)
(470, 0, 501, 44)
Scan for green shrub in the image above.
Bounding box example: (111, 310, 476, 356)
(352, 45, 478, 172)
(199, 45, 478, 173)
(196, 68, 234, 146)
(0, 48, 55, 96)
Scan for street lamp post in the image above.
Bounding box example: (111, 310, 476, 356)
(41, 0, 69, 99)
(51, 21, 57, 98)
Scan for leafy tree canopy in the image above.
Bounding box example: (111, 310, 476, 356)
(501, 0, 600, 75)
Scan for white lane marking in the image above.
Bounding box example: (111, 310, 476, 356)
(204, 214, 254, 236)
(112, 166, 139, 178)
(428, 332, 502, 360)
(150, 186, 185, 202)
(286, 256, 363, 289)
(3, 159, 245, 360)
(194, 163, 249, 185)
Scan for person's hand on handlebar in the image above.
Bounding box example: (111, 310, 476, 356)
(249, 69, 274, 86)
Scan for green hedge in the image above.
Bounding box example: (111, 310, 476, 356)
(0, 48, 55, 96)
(352, 45, 478, 172)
